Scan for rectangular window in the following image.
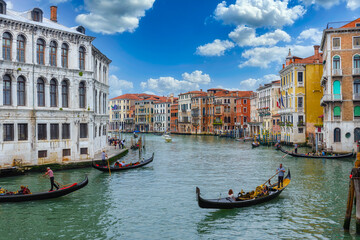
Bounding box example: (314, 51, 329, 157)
(50, 124, 59, 140)
(63, 149, 71, 157)
(3, 124, 14, 141)
(80, 123, 88, 138)
(62, 123, 70, 139)
(298, 97, 303, 108)
(298, 72, 303, 85)
(298, 128, 304, 133)
(354, 37, 360, 48)
(333, 38, 340, 49)
(243, 99, 247, 104)
(18, 123, 28, 141)
(244, 107, 247, 113)
(80, 148, 88, 154)
(244, 117, 247, 123)
(38, 150, 47, 158)
(38, 124, 47, 140)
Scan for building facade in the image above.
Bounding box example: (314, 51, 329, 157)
(0, 4, 110, 167)
(320, 18, 360, 152)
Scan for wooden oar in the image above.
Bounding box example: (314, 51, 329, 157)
(262, 172, 279, 186)
(107, 157, 111, 176)
(282, 151, 290, 159)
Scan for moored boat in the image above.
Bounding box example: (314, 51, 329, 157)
(0, 176, 88, 202)
(92, 153, 154, 172)
(196, 171, 291, 209)
(279, 147, 354, 159)
(252, 142, 260, 148)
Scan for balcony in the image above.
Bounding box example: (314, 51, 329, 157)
(214, 111, 222, 115)
(320, 94, 343, 106)
(213, 120, 223, 125)
(332, 69, 342, 76)
(320, 76, 327, 86)
(353, 68, 360, 75)
(297, 121, 305, 127)
(354, 94, 360, 101)
(297, 107, 304, 112)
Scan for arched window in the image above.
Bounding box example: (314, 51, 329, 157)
(334, 106, 341, 118)
(37, 78, 45, 106)
(79, 81, 86, 108)
(61, 80, 68, 108)
(49, 41, 57, 66)
(355, 128, 360, 142)
(50, 79, 57, 107)
(354, 54, 360, 69)
(333, 55, 340, 69)
(2, 32, 12, 60)
(3, 75, 11, 105)
(36, 39, 45, 65)
(61, 43, 68, 68)
(355, 106, 360, 118)
(334, 128, 341, 142)
(333, 80, 341, 100)
(0, 1, 5, 14)
(17, 35, 25, 62)
(79, 46, 85, 70)
(17, 76, 25, 106)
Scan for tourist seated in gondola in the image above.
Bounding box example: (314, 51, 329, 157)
(228, 189, 236, 200)
(18, 185, 31, 195)
(114, 161, 120, 168)
(120, 161, 126, 167)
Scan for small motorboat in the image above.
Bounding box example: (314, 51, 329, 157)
(165, 137, 172, 143)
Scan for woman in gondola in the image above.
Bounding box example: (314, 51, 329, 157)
(228, 189, 236, 200)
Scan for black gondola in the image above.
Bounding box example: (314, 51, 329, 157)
(0, 176, 88, 203)
(252, 143, 260, 148)
(92, 153, 154, 172)
(196, 171, 291, 209)
(279, 147, 354, 159)
(130, 145, 139, 150)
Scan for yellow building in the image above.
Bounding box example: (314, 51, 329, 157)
(279, 46, 323, 144)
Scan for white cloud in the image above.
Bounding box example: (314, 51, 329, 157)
(5, 1, 13, 9)
(109, 75, 134, 97)
(182, 70, 211, 84)
(141, 77, 199, 95)
(240, 74, 279, 90)
(109, 65, 120, 73)
(76, 0, 155, 34)
(300, 0, 340, 8)
(229, 26, 291, 47)
(347, 0, 360, 10)
(298, 28, 322, 44)
(215, 0, 306, 28)
(239, 45, 314, 68)
(196, 39, 235, 57)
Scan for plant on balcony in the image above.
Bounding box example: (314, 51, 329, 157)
(285, 121, 293, 127)
(297, 121, 305, 127)
(278, 122, 285, 126)
(213, 120, 223, 125)
(314, 123, 323, 128)
(79, 71, 83, 76)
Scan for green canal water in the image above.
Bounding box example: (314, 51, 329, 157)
(0, 135, 358, 239)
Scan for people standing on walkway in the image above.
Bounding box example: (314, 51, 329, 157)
(277, 164, 286, 189)
(102, 150, 108, 166)
(43, 167, 59, 191)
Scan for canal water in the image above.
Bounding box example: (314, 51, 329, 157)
(0, 135, 357, 239)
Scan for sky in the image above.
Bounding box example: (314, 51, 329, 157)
(6, 0, 360, 98)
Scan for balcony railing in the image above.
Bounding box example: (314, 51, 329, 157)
(353, 68, 360, 75)
(354, 94, 360, 101)
(320, 94, 343, 105)
(332, 69, 342, 76)
(297, 107, 304, 112)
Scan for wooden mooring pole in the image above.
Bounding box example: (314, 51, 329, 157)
(344, 142, 360, 232)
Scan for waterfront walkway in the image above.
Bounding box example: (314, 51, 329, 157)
(93, 146, 127, 161)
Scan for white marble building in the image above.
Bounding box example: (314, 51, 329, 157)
(0, 3, 111, 167)
(153, 100, 171, 133)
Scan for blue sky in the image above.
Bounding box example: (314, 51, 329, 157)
(7, 0, 360, 97)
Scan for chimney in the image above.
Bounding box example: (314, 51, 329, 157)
(282, 64, 285, 69)
(314, 45, 320, 59)
(50, 6, 57, 22)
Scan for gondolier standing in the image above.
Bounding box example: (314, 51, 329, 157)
(43, 167, 59, 191)
(102, 150, 108, 166)
(277, 164, 286, 189)
(294, 143, 298, 154)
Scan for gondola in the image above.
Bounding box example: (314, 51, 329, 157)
(0, 176, 88, 203)
(275, 144, 281, 150)
(196, 171, 291, 209)
(92, 153, 154, 172)
(252, 143, 260, 148)
(130, 145, 139, 150)
(279, 147, 354, 159)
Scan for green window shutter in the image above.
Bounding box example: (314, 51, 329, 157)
(334, 106, 341, 116)
(333, 81, 341, 95)
(355, 106, 360, 117)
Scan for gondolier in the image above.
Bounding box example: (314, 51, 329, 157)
(277, 164, 285, 189)
(43, 167, 59, 191)
(102, 150, 108, 166)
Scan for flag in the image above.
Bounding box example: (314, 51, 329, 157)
(277, 98, 281, 108)
(281, 95, 285, 108)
